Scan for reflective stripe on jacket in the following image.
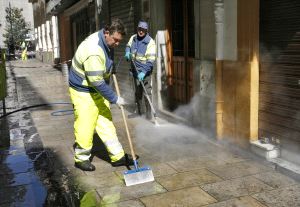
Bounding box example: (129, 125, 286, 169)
(125, 34, 156, 74)
(69, 29, 117, 103)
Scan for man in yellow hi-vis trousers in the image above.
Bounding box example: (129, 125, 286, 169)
(69, 18, 136, 171)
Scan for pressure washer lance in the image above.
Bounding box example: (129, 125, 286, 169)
(131, 60, 159, 126)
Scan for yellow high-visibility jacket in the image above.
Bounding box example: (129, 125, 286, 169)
(125, 34, 156, 76)
(69, 29, 117, 103)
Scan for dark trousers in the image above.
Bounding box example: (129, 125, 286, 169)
(132, 75, 152, 116)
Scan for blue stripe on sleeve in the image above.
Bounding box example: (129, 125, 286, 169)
(94, 82, 118, 103)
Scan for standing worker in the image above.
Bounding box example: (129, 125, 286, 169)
(69, 18, 135, 171)
(21, 41, 28, 61)
(125, 20, 156, 117)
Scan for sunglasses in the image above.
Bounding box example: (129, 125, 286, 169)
(137, 27, 147, 33)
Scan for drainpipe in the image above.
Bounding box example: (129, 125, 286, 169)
(95, 0, 102, 30)
(214, 0, 224, 139)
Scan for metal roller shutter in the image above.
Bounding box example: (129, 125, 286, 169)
(109, 0, 140, 105)
(259, 0, 300, 164)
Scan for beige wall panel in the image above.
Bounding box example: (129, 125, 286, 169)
(221, 0, 259, 144)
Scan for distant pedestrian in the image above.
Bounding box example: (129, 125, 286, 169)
(21, 41, 27, 61)
(69, 18, 136, 171)
(124, 20, 156, 117)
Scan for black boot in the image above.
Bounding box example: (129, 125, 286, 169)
(75, 160, 96, 171)
(111, 154, 139, 167)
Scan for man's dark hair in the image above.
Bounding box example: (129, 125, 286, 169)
(104, 18, 126, 36)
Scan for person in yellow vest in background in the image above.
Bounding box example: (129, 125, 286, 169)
(124, 20, 156, 117)
(69, 18, 137, 171)
(21, 41, 28, 61)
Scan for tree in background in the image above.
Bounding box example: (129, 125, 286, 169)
(2, 4, 31, 57)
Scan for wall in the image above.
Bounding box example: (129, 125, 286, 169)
(223, 0, 237, 61)
(150, 0, 217, 137)
(31, 0, 60, 64)
(149, 0, 166, 112)
(32, 0, 46, 27)
(222, 0, 259, 146)
(194, 0, 216, 136)
(190, 0, 259, 143)
(58, 14, 72, 63)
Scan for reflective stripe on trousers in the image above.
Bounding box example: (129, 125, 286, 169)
(69, 87, 125, 163)
(74, 147, 92, 162)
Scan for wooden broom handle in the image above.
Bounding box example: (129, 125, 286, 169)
(112, 74, 136, 160)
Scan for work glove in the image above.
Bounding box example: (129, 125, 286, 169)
(137, 72, 145, 81)
(116, 96, 126, 108)
(124, 52, 131, 61)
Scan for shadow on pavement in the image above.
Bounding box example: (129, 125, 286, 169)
(90, 134, 111, 164)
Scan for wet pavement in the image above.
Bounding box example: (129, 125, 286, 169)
(0, 62, 47, 206)
(0, 59, 300, 207)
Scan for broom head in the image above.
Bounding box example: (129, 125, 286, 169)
(123, 166, 154, 186)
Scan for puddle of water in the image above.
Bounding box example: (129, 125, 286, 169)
(1, 149, 47, 206)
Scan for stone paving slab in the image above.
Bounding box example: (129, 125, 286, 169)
(76, 172, 124, 190)
(102, 199, 145, 207)
(96, 182, 166, 204)
(34, 120, 73, 129)
(37, 126, 74, 137)
(49, 145, 74, 166)
(207, 161, 273, 180)
(140, 186, 217, 207)
(253, 171, 299, 189)
(203, 196, 267, 207)
(167, 156, 217, 172)
(83, 158, 122, 174)
(201, 176, 274, 201)
(156, 168, 223, 191)
(207, 151, 248, 164)
(143, 162, 178, 177)
(251, 184, 300, 207)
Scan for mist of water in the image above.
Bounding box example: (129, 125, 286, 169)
(173, 93, 216, 137)
(134, 119, 215, 161)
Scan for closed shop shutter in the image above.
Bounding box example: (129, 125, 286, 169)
(259, 0, 300, 163)
(110, 0, 140, 105)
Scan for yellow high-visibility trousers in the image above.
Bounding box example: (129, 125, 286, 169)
(69, 87, 125, 163)
(21, 49, 27, 60)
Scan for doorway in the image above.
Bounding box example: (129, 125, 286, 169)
(166, 0, 195, 110)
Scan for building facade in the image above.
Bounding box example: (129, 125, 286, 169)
(29, 0, 300, 166)
(28, 0, 60, 64)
